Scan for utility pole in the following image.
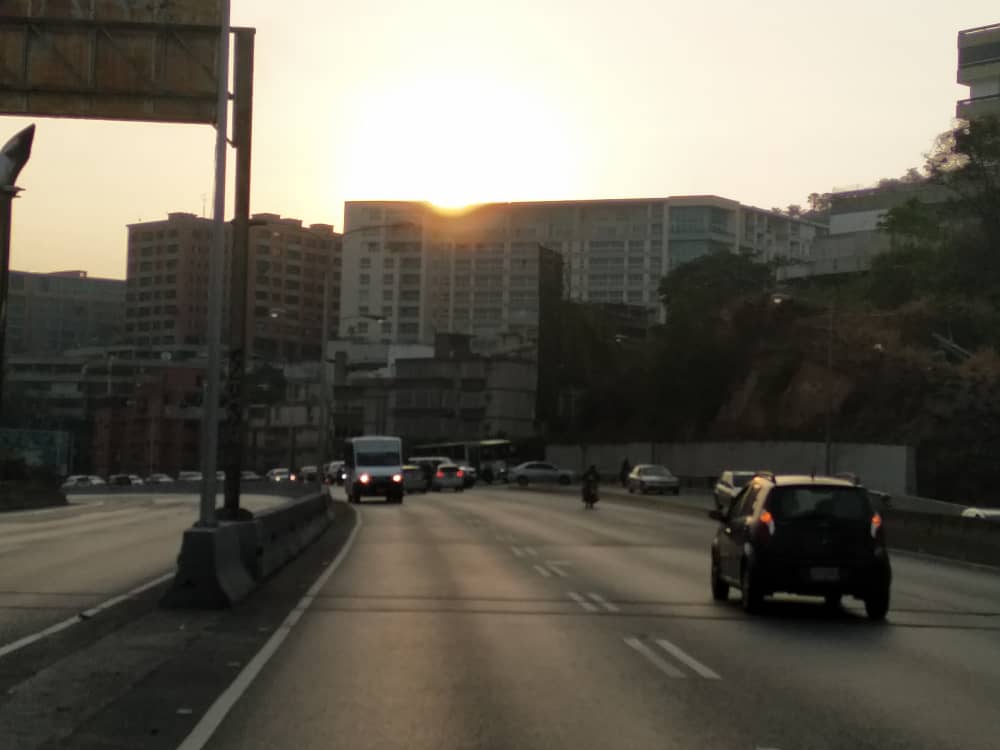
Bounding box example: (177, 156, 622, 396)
(318, 268, 331, 485)
(0, 124, 35, 423)
(197, 0, 231, 528)
(221, 27, 255, 520)
(824, 298, 835, 476)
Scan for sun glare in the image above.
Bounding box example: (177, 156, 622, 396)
(341, 71, 577, 209)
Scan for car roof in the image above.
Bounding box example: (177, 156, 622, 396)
(753, 474, 858, 488)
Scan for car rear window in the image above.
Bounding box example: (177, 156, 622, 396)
(643, 466, 671, 477)
(766, 486, 871, 521)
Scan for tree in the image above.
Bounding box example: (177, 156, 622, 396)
(658, 251, 774, 329)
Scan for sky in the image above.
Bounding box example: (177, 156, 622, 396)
(3, 0, 997, 279)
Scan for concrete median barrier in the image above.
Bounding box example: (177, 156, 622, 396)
(162, 491, 335, 608)
(886, 509, 1000, 567)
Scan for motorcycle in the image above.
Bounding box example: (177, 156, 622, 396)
(582, 480, 599, 509)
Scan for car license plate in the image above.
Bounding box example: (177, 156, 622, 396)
(809, 567, 840, 582)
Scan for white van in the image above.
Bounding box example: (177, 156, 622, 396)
(344, 435, 404, 504)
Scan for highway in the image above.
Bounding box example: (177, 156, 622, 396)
(0, 491, 285, 655)
(192, 485, 1000, 750)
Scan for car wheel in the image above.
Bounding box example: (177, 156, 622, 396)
(628, 483, 634, 494)
(865, 586, 890, 621)
(638, 483, 646, 494)
(711, 556, 729, 602)
(740, 564, 763, 614)
(672, 488, 680, 496)
(558, 475, 571, 486)
(517, 476, 529, 487)
(824, 593, 842, 609)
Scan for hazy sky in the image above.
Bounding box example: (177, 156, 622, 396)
(4, 1, 996, 279)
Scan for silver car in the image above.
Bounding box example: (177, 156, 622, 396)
(714, 470, 756, 509)
(627, 464, 680, 495)
(432, 463, 465, 492)
(508, 461, 574, 487)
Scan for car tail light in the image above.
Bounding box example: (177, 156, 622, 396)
(290, 474, 297, 482)
(870, 512, 883, 539)
(757, 510, 776, 541)
(436, 470, 444, 479)
(360, 473, 371, 484)
(457, 470, 464, 478)
(392, 473, 403, 483)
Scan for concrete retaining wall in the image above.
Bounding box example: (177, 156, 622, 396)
(547, 441, 915, 496)
(887, 509, 1000, 567)
(248, 492, 334, 580)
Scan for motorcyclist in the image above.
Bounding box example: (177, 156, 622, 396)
(582, 464, 600, 506)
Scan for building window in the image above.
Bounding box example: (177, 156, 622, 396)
(383, 290, 394, 301)
(359, 274, 370, 285)
(360, 258, 372, 269)
(382, 273, 393, 284)
(383, 258, 395, 269)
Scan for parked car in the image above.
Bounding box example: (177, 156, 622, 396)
(324, 461, 346, 485)
(713, 470, 757, 509)
(627, 464, 680, 495)
(108, 473, 142, 487)
(61, 475, 106, 489)
(961, 507, 1000, 521)
(240, 470, 263, 481)
(432, 463, 465, 492)
(177, 470, 202, 482)
(708, 473, 891, 620)
(145, 473, 174, 484)
(298, 465, 319, 482)
(402, 464, 426, 493)
(266, 468, 291, 482)
(508, 461, 574, 487)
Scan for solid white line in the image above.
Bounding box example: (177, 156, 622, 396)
(511, 546, 525, 558)
(524, 546, 538, 557)
(624, 637, 685, 679)
(587, 593, 620, 612)
(655, 638, 721, 680)
(175, 509, 364, 750)
(533, 564, 551, 578)
(0, 571, 175, 660)
(546, 563, 569, 578)
(568, 592, 598, 612)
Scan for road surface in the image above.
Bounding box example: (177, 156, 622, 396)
(0, 491, 285, 653)
(194, 485, 1000, 750)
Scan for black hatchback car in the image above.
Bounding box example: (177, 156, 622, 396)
(709, 473, 891, 620)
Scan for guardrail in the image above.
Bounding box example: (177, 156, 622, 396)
(886, 509, 1000, 568)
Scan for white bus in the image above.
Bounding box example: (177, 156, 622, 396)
(344, 435, 404, 504)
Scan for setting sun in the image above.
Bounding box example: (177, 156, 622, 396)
(341, 69, 580, 208)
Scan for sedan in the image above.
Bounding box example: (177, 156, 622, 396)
(458, 464, 478, 488)
(402, 464, 427, 493)
(432, 463, 465, 492)
(241, 470, 263, 481)
(713, 470, 757, 509)
(145, 473, 175, 484)
(627, 465, 680, 495)
(508, 461, 573, 487)
(108, 474, 142, 487)
(961, 507, 1000, 521)
(266, 468, 291, 482)
(177, 470, 202, 482)
(61, 475, 106, 489)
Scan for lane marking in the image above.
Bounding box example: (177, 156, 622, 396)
(532, 564, 551, 578)
(0, 571, 174, 660)
(624, 636, 685, 679)
(568, 592, 598, 612)
(545, 560, 572, 577)
(176, 509, 364, 750)
(510, 546, 525, 558)
(655, 638, 721, 680)
(587, 593, 620, 612)
(524, 546, 538, 557)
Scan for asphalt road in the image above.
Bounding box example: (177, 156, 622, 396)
(195, 485, 1000, 750)
(0, 491, 285, 652)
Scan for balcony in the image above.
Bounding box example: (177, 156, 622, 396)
(957, 93, 1000, 120)
(958, 23, 1000, 85)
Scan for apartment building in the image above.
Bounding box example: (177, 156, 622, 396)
(125, 212, 341, 362)
(5, 270, 124, 355)
(958, 22, 1000, 120)
(339, 198, 822, 348)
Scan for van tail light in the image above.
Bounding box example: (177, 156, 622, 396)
(457, 470, 464, 478)
(360, 473, 371, 484)
(870, 512, 883, 539)
(436, 470, 444, 479)
(392, 473, 403, 483)
(757, 510, 776, 541)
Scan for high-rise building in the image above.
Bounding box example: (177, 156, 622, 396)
(125, 212, 341, 362)
(5, 270, 124, 355)
(957, 23, 1000, 120)
(339, 198, 823, 348)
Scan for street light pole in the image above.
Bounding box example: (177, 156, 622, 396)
(318, 268, 331, 484)
(824, 298, 835, 475)
(0, 124, 35, 423)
